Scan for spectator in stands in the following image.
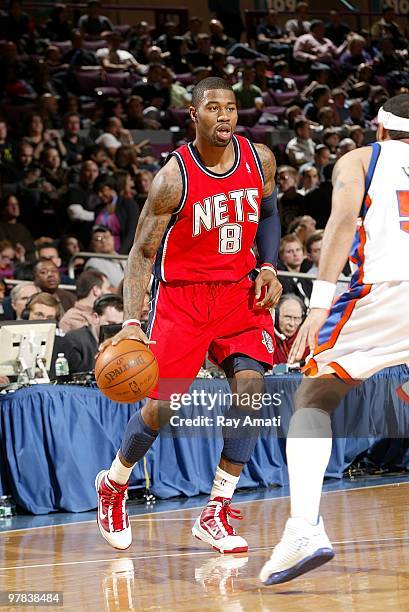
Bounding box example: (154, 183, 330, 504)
(9, 282, 40, 319)
(305, 229, 324, 275)
(185, 33, 212, 69)
(273, 294, 308, 365)
(63, 293, 123, 373)
(332, 87, 349, 123)
(340, 35, 372, 75)
(124, 95, 160, 130)
(348, 125, 365, 148)
(304, 162, 333, 228)
(322, 127, 340, 158)
(298, 165, 319, 196)
(65, 160, 100, 244)
(0, 195, 34, 257)
(1, 140, 37, 188)
(303, 85, 331, 122)
(85, 225, 126, 290)
(345, 100, 370, 128)
(285, 118, 315, 168)
(27, 291, 63, 321)
(46, 4, 73, 42)
(285, 105, 303, 128)
(314, 144, 331, 178)
(62, 112, 93, 166)
(23, 113, 66, 160)
(165, 36, 189, 74)
(95, 117, 134, 158)
(209, 0, 244, 43)
(0, 0, 34, 52)
(36, 241, 73, 284)
(134, 170, 153, 206)
(0, 119, 14, 163)
(285, 2, 310, 39)
(0, 240, 16, 279)
(373, 37, 407, 76)
(33, 257, 76, 312)
(59, 234, 84, 275)
(40, 146, 68, 193)
(277, 166, 306, 234)
(256, 9, 292, 58)
(131, 63, 168, 109)
(59, 269, 110, 332)
(209, 18, 234, 50)
(64, 30, 98, 69)
(325, 10, 350, 47)
(277, 234, 312, 306)
(287, 214, 317, 246)
(96, 31, 144, 73)
(161, 67, 190, 108)
(184, 16, 203, 51)
(293, 19, 346, 67)
(77, 0, 113, 40)
(337, 137, 356, 158)
(301, 62, 330, 99)
(371, 6, 403, 44)
(94, 175, 140, 254)
(155, 21, 178, 53)
(233, 66, 264, 110)
(317, 105, 338, 128)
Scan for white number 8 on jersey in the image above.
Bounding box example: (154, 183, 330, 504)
(219, 223, 242, 254)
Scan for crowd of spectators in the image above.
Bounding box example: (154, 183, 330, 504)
(0, 0, 408, 371)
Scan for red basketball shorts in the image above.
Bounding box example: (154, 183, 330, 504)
(146, 274, 275, 400)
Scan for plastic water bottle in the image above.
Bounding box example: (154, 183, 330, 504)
(55, 353, 70, 381)
(0, 495, 16, 518)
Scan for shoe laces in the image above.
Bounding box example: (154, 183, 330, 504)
(101, 477, 128, 531)
(214, 497, 243, 535)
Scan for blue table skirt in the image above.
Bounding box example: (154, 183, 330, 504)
(0, 366, 408, 514)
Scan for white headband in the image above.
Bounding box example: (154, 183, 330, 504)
(378, 106, 409, 131)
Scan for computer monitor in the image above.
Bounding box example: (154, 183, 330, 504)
(0, 320, 56, 382)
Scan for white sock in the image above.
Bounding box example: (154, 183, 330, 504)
(286, 408, 332, 525)
(210, 466, 240, 501)
(108, 452, 134, 485)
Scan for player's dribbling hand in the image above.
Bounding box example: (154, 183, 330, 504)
(288, 308, 328, 363)
(98, 324, 156, 354)
(255, 270, 283, 309)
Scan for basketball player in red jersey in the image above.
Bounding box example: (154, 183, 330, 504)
(95, 77, 282, 552)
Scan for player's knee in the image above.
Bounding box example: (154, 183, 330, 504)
(231, 370, 265, 413)
(294, 377, 348, 413)
(288, 407, 332, 439)
(141, 398, 171, 430)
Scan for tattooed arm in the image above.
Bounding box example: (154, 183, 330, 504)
(316, 146, 370, 284)
(99, 157, 182, 349)
(254, 142, 276, 198)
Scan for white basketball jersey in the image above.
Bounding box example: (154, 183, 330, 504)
(350, 140, 409, 284)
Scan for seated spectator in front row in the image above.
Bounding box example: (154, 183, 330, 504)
(59, 269, 110, 332)
(304, 229, 324, 276)
(277, 234, 312, 307)
(26, 291, 65, 379)
(33, 258, 76, 313)
(36, 241, 73, 285)
(8, 282, 40, 320)
(273, 294, 309, 365)
(64, 293, 123, 373)
(85, 225, 126, 290)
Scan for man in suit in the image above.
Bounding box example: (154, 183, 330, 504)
(63, 293, 123, 373)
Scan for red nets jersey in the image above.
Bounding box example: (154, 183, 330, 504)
(153, 134, 264, 282)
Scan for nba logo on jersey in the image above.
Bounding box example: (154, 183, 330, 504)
(246, 162, 251, 174)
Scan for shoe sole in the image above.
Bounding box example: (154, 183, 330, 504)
(263, 548, 335, 586)
(95, 470, 132, 551)
(192, 525, 248, 554)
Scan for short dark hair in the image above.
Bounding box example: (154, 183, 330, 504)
(76, 269, 107, 300)
(311, 85, 330, 103)
(33, 257, 59, 275)
(191, 77, 234, 108)
(94, 175, 118, 193)
(310, 19, 324, 32)
(294, 117, 309, 132)
(93, 293, 123, 316)
(306, 229, 324, 254)
(382, 94, 409, 140)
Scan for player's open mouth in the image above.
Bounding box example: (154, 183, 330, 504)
(215, 126, 231, 141)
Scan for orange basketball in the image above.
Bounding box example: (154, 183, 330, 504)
(95, 339, 159, 403)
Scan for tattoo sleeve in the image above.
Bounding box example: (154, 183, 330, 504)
(123, 159, 182, 320)
(254, 143, 277, 197)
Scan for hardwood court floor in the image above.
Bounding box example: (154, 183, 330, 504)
(1, 482, 409, 611)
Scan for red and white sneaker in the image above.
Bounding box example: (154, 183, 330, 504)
(95, 470, 132, 550)
(192, 497, 248, 554)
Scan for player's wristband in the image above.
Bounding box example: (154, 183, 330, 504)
(260, 263, 277, 276)
(122, 319, 141, 329)
(309, 280, 336, 310)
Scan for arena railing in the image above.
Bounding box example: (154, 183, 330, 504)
(67, 252, 351, 286)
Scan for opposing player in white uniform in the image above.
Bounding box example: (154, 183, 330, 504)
(260, 93, 409, 585)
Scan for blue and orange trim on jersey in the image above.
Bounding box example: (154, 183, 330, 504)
(304, 143, 382, 378)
